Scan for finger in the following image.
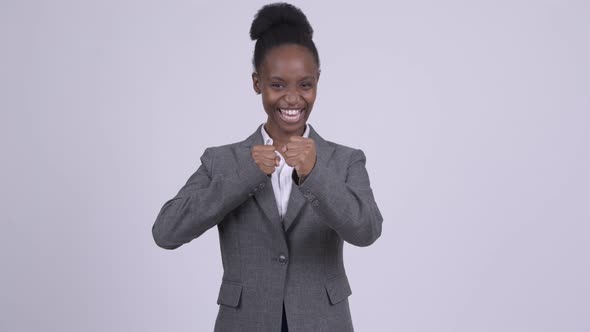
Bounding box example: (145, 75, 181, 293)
(288, 136, 306, 142)
(284, 144, 304, 151)
(262, 150, 279, 158)
(288, 137, 315, 150)
(252, 145, 276, 151)
(285, 141, 309, 150)
(282, 144, 303, 153)
(284, 148, 303, 158)
(258, 156, 279, 167)
(282, 142, 300, 152)
(254, 150, 279, 160)
(283, 147, 297, 158)
(259, 159, 277, 167)
(284, 156, 298, 167)
(288, 154, 307, 166)
(275, 155, 280, 166)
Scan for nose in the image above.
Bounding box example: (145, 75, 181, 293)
(284, 88, 300, 105)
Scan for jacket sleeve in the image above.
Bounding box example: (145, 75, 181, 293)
(296, 149, 383, 247)
(152, 147, 269, 250)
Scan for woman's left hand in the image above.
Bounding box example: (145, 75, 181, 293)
(282, 136, 317, 179)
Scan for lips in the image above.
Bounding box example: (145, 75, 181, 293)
(277, 108, 304, 123)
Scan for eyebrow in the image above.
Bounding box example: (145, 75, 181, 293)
(269, 76, 315, 81)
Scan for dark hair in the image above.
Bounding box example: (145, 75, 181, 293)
(249, 2, 320, 72)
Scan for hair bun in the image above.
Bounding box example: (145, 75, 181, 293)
(250, 2, 313, 41)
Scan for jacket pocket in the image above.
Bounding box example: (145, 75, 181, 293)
(325, 274, 352, 305)
(216, 280, 243, 307)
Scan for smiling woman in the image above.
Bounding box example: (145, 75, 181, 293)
(152, 3, 383, 332)
(250, 4, 320, 153)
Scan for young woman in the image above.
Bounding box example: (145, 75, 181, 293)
(152, 3, 383, 331)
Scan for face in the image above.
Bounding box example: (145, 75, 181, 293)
(252, 44, 320, 137)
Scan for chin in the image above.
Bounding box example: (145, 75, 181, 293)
(279, 119, 307, 133)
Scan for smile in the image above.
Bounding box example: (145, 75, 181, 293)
(278, 108, 304, 123)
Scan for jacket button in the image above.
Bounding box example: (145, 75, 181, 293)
(312, 200, 320, 207)
(278, 254, 288, 264)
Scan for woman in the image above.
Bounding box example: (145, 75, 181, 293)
(152, 3, 383, 331)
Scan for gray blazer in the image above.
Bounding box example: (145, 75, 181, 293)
(152, 123, 383, 332)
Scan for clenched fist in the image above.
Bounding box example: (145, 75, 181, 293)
(281, 136, 317, 180)
(251, 145, 280, 175)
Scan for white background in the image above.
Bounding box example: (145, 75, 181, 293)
(1, 0, 589, 331)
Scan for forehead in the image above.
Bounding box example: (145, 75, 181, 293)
(260, 44, 318, 79)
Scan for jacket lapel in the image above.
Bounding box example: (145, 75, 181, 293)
(237, 123, 335, 232)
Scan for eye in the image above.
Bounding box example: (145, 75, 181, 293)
(270, 83, 284, 89)
(301, 82, 313, 89)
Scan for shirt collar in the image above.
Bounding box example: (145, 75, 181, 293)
(260, 122, 310, 145)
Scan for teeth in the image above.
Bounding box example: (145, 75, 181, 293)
(278, 108, 303, 122)
(280, 108, 302, 115)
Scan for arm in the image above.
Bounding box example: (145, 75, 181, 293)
(296, 149, 383, 247)
(152, 147, 269, 249)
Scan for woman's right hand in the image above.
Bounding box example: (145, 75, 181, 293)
(251, 145, 280, 175)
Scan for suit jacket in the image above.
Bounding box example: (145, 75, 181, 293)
(152, 123, 383, 332)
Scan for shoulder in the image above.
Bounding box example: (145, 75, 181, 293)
(323, 139, 367, 162)
(200, 141, 242, 162)
(308, 123, 366, 160)
(206, 141, 241, 152)
(325, 139, 355, 153)
(200, 135, 261, 171)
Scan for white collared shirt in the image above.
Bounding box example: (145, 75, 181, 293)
(260, 122, 310, 219)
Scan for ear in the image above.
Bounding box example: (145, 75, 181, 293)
(317, 69, 321, 83)
(252, 72, 261, 94)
